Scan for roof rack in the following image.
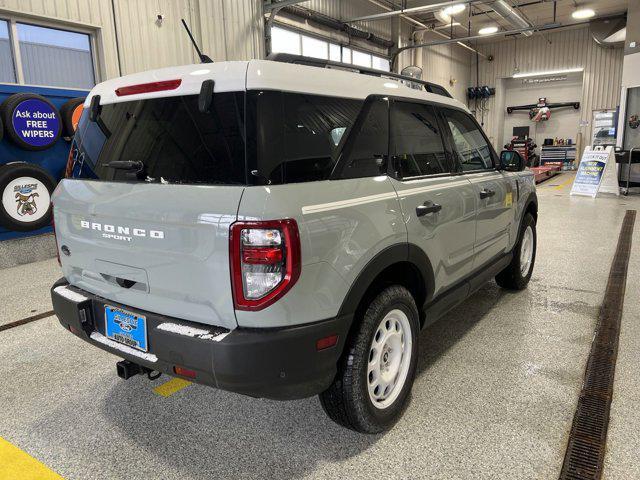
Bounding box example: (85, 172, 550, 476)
(266, 53, 453, 99)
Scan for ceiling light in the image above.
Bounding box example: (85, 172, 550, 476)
(572, 8, 595, 19)
(442, 4, 466, 16)
(479, 26, 498, 35)
(512, 67, 584, 78)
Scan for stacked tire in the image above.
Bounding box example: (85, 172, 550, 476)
(0, 93, 83, 232)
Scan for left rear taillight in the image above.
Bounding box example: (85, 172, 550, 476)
(230, 219, 301, 311)
(64, 145, 75, 178)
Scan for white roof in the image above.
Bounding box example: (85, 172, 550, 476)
(86, 59, 467, 112)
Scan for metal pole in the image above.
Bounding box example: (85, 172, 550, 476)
(347, 0, 476, 23)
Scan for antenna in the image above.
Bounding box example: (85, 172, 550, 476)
(181, 19, 213, 64)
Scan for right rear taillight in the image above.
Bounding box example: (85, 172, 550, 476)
(230, 219, 301, 311)
(65, 144, 77, 178)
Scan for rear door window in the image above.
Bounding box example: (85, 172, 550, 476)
(71, 92, 246, 185)
(391, 101, 449, 178)
(246, 91, 363, 184)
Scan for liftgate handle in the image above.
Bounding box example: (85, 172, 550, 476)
(416, 202, 442, 217)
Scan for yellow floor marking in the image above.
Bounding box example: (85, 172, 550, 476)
(153, 378, 192, 397)
(0, 436, 63, 480)
(553, 174, 576, 190)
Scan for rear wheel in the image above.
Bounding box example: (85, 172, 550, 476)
(319, 286, 419, 433)
(496, 212, 536, 290)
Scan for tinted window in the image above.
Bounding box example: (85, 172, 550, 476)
(247, 91, 363, 184)
(444, 109, 495, 171)
(339, 97, 389, 179)
(427, 84, 452, 98)
(391, 101, 448, 178)
(71, 93, 246, 184)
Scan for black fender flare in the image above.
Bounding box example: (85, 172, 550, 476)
(523, 191, 538, 221)
(337, 243, 435, 319)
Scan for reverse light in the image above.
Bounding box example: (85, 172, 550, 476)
(230, 220, 301, 311)
(115, 79, 182, 97)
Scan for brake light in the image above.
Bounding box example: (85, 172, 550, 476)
(230, 219, 301, 311)
(173, 366, 196, 379)
(115, 79, 182, 97)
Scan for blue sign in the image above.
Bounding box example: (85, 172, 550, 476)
(11, 98, 60, 148)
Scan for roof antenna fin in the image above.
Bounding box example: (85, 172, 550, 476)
(181, 19, 213, 64)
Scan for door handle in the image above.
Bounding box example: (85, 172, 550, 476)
(416, 202, 442, 217)
(479, 188, 495, 199)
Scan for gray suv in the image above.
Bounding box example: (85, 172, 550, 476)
(51, 56, 537, 433)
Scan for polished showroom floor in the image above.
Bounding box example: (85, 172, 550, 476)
(1, 172, 639, 480)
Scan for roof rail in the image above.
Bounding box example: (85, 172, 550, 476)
(266, 53, 453, 98)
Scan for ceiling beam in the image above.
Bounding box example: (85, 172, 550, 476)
(263, 0, 310, 13)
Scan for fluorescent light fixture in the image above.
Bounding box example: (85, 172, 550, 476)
(513, 67, 584, 78)
(479, 26, 498, 35)
(572, 8, 595, 19)
(442, 4, 466, 16)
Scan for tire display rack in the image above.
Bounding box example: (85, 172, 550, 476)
(0, 83, 89, 242)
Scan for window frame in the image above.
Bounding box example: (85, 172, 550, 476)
(0, 14, 99, 89)
(389, 98, 457, 181)
(439, 107, 499, 174)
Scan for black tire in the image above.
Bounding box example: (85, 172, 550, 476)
(0, 163, 56, 232)
(319, 286, 419, 433)
(60, 97, 85, 138)
(0, 93, 62, 151)
(495, 213, 536, 290)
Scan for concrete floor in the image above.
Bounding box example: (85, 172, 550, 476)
(1, 172, 639, 480)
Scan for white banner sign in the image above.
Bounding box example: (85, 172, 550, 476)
(570, 146, 619, 197)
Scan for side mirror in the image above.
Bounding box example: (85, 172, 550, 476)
(499, 150, 525, 172)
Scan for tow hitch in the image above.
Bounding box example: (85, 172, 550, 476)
(116, 360, 161, 380)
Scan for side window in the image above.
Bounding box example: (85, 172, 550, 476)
(249, 91, 363, 184)
(443, 109, 495, 171)
(339, 97, 389, 179)
(391, 101, 448, 178)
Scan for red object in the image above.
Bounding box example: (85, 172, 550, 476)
(242, 246, 283, 264)
(229, 219, 301, 311)
(316, 334, 339, 351)
(173, 366, 197, 379)
(64, 146, 75, 178)
(115, 79, 182, 97)
(530, 165, 561, 184)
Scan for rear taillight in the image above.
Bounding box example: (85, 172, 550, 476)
(64, 145, 75, 178)
(115, 79, 182, 97)
(230, 219, 301, 311)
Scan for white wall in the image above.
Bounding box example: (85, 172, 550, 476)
(475, 26, 624, 149)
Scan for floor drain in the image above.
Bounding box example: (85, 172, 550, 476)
(559, 210, 636, 480)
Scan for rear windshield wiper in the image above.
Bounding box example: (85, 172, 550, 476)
(102, 160, 144, 171)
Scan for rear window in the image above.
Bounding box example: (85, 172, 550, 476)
(71, 92, 246, 185)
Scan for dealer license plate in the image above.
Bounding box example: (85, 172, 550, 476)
(104, 306, 148, 352)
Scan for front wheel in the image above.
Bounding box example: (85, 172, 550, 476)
(319, 286, 419, 433)
(496, 212, 536, 290)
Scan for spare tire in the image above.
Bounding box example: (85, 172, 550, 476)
(60, 97, 85, 138)
(0, 163, 56, 231)
(0, 93, 62, 151)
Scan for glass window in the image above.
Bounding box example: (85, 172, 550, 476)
(352, 50, 371, 68)
(624, 87, 640, 151)
(247, 91, 363, 185)
(17, 23, 94, 89)
(342, 47, 351, 64)
(340, 98, 389, 179)
(392, 102, 448, 177)
(372, 55, 390, 72)
(329, 43, 341, 62)
(443, 109, 495, 171)
(0, 20, 16, 83)
(72, 93, 246, 185)
(301, 35, 328, 60)
(271, 26, 301, 55)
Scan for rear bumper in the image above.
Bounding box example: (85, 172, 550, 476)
(51, 279, 351, 400)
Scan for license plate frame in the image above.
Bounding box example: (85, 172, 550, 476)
(104, 305, 148, 352)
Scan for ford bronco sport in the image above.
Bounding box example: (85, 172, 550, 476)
(51, 55, 537, 433)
